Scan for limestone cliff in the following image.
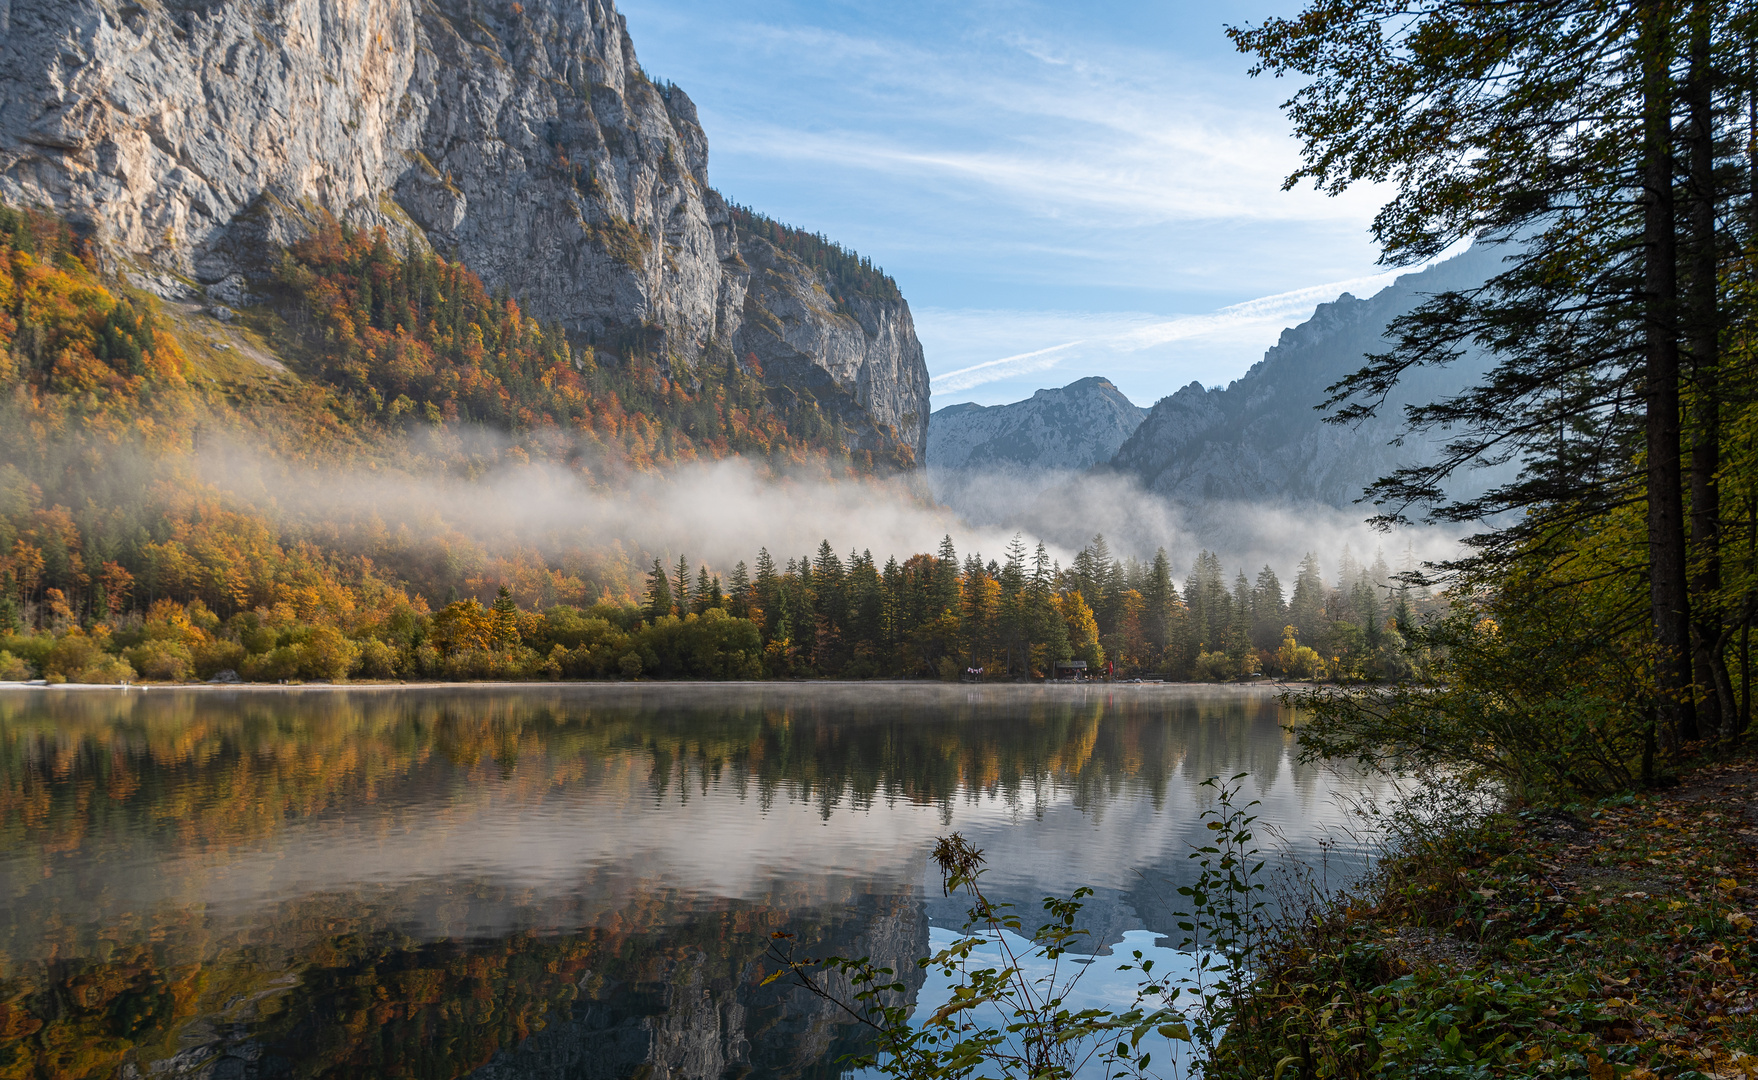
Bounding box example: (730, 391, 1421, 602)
(0, 0, 928, 459)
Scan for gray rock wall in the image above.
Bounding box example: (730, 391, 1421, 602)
(927, 375, 1146, 471)
(1109, 245, 1508, 507)
(0, 0, 928, 459)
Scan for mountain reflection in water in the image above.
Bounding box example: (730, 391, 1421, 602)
(0, 684, 1387, 1079)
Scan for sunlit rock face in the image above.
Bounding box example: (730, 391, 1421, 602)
(1109, 245, 1506, 507)
(928, 376, 1147, 472)
(0, 0, 928, 459)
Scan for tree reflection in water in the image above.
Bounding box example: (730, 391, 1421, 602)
(0, 685, 1378, 1079)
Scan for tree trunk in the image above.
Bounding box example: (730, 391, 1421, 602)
(1685, 0, 1729, 739)
(1642, 0, 1696, 749)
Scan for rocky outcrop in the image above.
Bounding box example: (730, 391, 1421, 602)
(0, 0, 928, 458)
(1109, 245, 1507, 507)
(927, 376, 1146, 471)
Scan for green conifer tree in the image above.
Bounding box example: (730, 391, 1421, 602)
(693, 566, 713, 615)
(491, 585, 521, 646)
(933, 535, 960, 615)
(645, 559, 673, 623)
(1251, 565, 1287, 651)
(672, 556, 691, 618)
(727, 561, 752, 619)
(1288, 553, 1326, 645)
(1144, 548, 1176, 662)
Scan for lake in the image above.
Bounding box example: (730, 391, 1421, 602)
(0, 683, 1389, 1079)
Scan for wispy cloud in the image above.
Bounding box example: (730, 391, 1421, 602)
(678, 7, 1386, 230)
(621, 0, 1396, 392)
(717, 125, 1372, 228)
(1106, 268, 1415, 350)
(923, 264, 1428, 398)
(933, 340, 1086, 393)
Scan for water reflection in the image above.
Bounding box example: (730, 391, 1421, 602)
(0, 684, 1381, 1079)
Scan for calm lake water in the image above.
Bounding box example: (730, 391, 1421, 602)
(0, 683, 1390, 1080)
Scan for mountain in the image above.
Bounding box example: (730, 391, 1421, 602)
(1110, 244, 1504, 507)
(0, 0, 928, 459)
(927, 376, 1147, 471)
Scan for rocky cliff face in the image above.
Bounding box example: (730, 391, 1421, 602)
(927, 376, 1147, 472)
(1109, 245, 1506, 507)
(0, 0, 928, 458)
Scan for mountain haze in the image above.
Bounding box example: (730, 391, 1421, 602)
(1109, 245, 1502, 507)
(927, 376, 1146, 471)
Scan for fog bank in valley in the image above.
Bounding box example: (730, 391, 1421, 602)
(197, 442, 1042, 576)
(195, 433, 1466, 590)
(928, 466, 1469, 585)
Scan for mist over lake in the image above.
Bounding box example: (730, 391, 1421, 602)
(0, 684, 1390, 1079)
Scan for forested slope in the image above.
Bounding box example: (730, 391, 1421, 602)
(0, 202, 1435, 686)
(0, 204, 923, 682)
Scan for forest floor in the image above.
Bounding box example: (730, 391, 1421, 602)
(1235, 749, 1758, 1079)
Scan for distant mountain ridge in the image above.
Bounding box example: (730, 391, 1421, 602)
(927, 245, 1503, 516)
(1110, 244, 1501, 506)
(927, 376, 1147, 471)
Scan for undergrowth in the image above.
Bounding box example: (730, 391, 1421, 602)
(767, 759, 1758, 1080)
(1224, 760, 1758, 1080)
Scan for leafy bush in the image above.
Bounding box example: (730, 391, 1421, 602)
(440, 647, 539, 681)
(1192, 650, 1235, 682)
(1294, 598, 1651, 797)
(352, 638, 401, 679)
(0, 650, 28, 680)
(0, 633, 53, 675)
(123, 640, 193, 681)
(191, 640, 247, 680)
(298, 627, 359, 682)
(242, 646, 302, 682)
(46, 631, 114, 682)
(636, 610, 763, 679)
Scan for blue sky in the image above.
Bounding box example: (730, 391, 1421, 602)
(619, 0, 1408, 410)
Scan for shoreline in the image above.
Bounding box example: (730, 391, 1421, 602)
(1222, 750, 1758, 1079)
(0, 678, 1312, 693)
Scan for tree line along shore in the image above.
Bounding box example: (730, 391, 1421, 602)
(0, 529, 1431, 685)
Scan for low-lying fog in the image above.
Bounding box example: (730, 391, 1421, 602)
(197, 432, 1468, 586)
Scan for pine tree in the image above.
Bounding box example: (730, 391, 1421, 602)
(728, 561, 751, 619)
(1251, 565, 1287, 651)
(1230, 0, 1746, 745)
(1230, 570, 1254, 656)
(1185, 551, 1228, 653)
(672, 555, 691, 618)
(933, 535, 960, 615)
(1030, 542, 1071, 674)
(881, 555, 904, 648)
(491, 585, 521, 646)
(753, 549, 778, 634)
(1289, 553, 1325, 645)
(693, 565, 713, 615)
(998, 534, 1029, 675)
(1144, 548, 1177, 665)
(645, 559, 673, 623)
(847, 550, 883, 650)
(813, 540, 846, 628)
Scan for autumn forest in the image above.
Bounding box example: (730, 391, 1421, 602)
(0, 201, 1409, 686)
